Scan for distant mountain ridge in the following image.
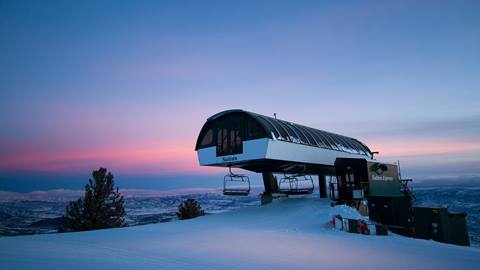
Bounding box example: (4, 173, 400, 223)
(413, 176, 480, 187)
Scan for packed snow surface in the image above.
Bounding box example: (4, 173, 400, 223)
(0, 198, 478, 270)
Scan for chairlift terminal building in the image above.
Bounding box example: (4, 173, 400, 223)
(195, 109, 374, 176)
(195, 109, 397, 198)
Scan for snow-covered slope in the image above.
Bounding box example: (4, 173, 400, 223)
(0, 198, 478, 270)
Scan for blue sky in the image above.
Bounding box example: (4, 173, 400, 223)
(1, 0, 479, 190)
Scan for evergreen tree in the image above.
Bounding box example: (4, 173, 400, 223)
(59, 168, 126, 232)
(176, 198, 205, 220)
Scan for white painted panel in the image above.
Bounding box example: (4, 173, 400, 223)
(197, 138, 269, 166)
(197, 147, 217, 165)
(266, 140, 372, 166)
(197, 138, 373, 167)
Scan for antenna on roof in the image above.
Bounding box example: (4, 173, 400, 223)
(398, 160, 402, 179)
(273, 113, 277, 119)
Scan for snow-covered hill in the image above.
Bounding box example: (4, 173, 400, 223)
(0, 198, 478, 270)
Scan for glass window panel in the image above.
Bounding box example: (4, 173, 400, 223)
(289, 124, 309, 144)
(200, 129, 213, 147)
(340, 137, 358, 152)
(271, 120, 291, 141)
(274, 120, 297, 142)
(324, 133, 340, 150)
(259, 115, 290, 140)
(222, 128, 228, 153)
(255, 115, 280, 139)
(350, 140, 369, 154)
(217, 128, 222, 147)
(332, 135, 349, 149)
(307, 127, 327, 148)
(246, 117, 266, 140)
(298, 125, 318, 146)
(215, 116, 243, 156)
(313, 130, 335, 149)
(278, 121, 296, 138)
(235, 130, 242, 151)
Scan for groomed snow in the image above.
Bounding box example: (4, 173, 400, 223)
(0, 198, 478, 270)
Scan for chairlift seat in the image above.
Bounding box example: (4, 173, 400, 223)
(280, 189, 314, 195)
(223, 189, 250, 196)
(223, 168, 251, 196)
(278, 174, 314, 195)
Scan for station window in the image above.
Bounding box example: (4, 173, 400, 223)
(216, 119, 243, 156)
(200, 129, 213, 147)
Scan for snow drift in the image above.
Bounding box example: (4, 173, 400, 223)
(0, 198, 478, 270)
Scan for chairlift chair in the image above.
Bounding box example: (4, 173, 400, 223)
(278, 174, 314, 195)
(223, 167, 251, 196)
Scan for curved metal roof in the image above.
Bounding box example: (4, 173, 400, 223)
(205, 109, 372, 157)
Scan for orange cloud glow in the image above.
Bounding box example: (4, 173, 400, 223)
(0, 138, 221, 174)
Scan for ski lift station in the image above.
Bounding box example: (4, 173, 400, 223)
(195, 109, 471, 246)
(195, 109, 376, 198)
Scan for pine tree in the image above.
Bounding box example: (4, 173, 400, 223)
(176, 198, 205, 220)
(59, 168, 127, 232)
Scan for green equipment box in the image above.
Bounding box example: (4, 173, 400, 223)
(413, 206, 470, 246)
(367, 195, 414, 236)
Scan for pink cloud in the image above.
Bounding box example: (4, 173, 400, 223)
(0, 137, 223, 174)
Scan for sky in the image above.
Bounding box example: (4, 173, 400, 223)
(1, 0, 479, 190)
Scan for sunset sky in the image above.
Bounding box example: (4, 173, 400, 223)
(1, 0, 479, 188)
